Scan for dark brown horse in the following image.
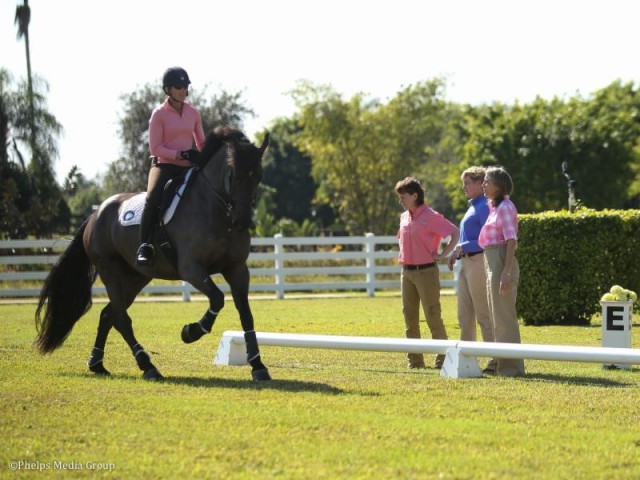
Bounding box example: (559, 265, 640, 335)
(35, 127, 271, 381)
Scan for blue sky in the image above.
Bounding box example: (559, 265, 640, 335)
(2, 0, 639, 182)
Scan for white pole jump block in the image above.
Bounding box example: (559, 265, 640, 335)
(213, 332, 250, 366)
(213, 331, 640, 378)
(440, 347, 482, 378)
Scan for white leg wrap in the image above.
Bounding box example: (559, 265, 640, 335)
(248, 352, 260, 362)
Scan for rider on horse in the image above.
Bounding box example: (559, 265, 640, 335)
(136, 66, 206, 266)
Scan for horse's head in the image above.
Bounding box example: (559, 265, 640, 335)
(226, 131, 269, 230)
(199, 127, 270, 231)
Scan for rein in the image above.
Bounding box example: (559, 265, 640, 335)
(194, 139, 259, 225)
(196, 167, 233, 217)
(197, 141, 233, 221)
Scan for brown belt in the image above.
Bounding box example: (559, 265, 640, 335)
(460, 251, 483, 258)
(403, 262, 436, 271)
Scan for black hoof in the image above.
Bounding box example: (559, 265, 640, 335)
(251, 368, 272, 382)
(181, 323, 206, 344)
(89, 362, 111, 376)
(143, 368, 164, 381)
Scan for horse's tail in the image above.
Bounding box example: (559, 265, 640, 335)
(35, 220, 97, 354)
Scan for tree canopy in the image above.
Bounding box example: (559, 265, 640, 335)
(261, 117, 317, 224)
(449, 81, 640, 215)
(290, 79, 453, 234)
(1, 69, 65, 238)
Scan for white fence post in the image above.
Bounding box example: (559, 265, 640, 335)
(181, 281, 191, 302)
(365, 233, 376, 297)
(273, 233, 285, 299)
(453, 261, 461, 294)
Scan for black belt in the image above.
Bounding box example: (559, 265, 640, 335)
(460, 251, 483, 258)
(403, 262, 436, 271)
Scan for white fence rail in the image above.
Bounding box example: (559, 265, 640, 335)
(0, 234, 459, 300)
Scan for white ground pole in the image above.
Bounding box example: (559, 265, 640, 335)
(213, 331, 640, 379)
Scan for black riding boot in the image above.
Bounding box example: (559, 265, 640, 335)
(136, 201, 158, 266)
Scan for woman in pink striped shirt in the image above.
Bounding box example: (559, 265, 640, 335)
(478, 166, 525, 377)
(136, 67, 206, 266)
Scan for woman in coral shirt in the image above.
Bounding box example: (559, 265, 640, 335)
(395, 177, 459, 369)
(136, 66, 206, 266)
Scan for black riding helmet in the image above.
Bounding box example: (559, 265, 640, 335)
(162, 67, 191, 88)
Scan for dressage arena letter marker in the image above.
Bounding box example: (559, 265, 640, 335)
(601, 300, 634, 369)
(213, 331, 640, 379)
(606, 306, 625, 331)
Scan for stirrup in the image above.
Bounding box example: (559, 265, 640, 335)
(136, 243, 154, 266)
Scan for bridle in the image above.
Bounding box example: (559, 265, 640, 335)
(196, 141, 259, 228)
(197, 144, 235, 218)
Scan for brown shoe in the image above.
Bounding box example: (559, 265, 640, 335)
(407, 353, 425, 370)
(408, 363, 426, 370)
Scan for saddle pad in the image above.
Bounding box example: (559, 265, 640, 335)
(119, 168, 195, 227)
(119, 193, 147, 227)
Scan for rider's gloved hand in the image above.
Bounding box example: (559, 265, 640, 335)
(180, 149, 200, 163)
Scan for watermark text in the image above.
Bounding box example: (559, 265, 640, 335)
(8, 460, 116, 472)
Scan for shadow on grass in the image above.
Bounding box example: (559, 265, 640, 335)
(164, 375, 345, 394)
(524, 372, 637, 387)
(69, 371, 382, 396)
(580, 322, 640, 328)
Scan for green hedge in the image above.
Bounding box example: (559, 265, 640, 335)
(517, 209, 640, 326)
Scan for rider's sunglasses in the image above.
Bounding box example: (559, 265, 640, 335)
(172, 85, 188, 90)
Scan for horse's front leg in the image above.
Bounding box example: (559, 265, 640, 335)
(224, 264, 271, 381)
(181, 273, 225, 344)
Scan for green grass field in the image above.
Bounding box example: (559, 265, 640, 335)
(1, 295, 639, 479)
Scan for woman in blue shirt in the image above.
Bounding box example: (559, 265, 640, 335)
(448, 166, 497, 373)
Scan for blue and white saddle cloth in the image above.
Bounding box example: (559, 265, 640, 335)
(119, 168, 195, 227)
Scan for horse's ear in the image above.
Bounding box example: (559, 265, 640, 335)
(259, 132, 270, 154)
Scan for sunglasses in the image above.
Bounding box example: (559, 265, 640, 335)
(172, 85, 188, 90)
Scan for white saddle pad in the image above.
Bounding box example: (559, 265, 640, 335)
(119, 168, 195, 227)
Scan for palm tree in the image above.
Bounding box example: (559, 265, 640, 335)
(14, 0, 35, 151)
(12, 2, 70, 236)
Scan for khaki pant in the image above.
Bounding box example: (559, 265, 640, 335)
(458, 254, 497, 370)
(484, 246, 525, 377)
(401, 266, 448, 367)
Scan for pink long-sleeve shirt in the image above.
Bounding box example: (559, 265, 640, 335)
(148, 99, 206, 167)
(397, 204, 457, 265)
(478, 197, 519, 248)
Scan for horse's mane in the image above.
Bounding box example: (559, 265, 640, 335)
(198, 126, 260, 175)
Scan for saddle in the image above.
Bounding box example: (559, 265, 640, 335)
(120, 168, 197, 268)
(119, 167, 197, 227)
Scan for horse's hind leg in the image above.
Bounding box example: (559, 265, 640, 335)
(87, 304, 114, 375)
(112, 309, 163, 380)
(99, 261, 161, 380)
